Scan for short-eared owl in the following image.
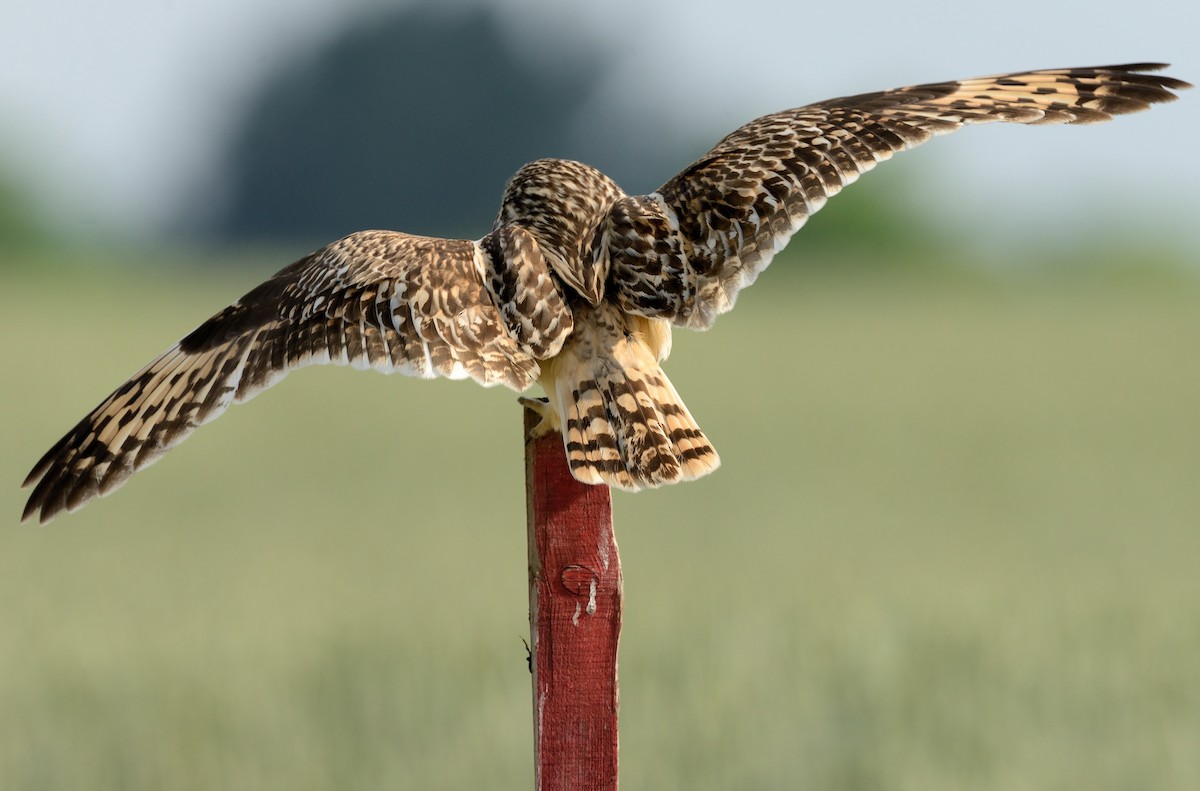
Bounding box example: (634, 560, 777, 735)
(23, 64, 1189, 522)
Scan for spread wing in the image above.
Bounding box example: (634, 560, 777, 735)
(22, 230, 558, 523)
(602, 63, 1190, 329)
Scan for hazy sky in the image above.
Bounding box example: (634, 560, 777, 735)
(2, 0, 1196, 247)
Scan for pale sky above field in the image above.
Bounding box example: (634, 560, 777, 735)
(1, 0, 1196, 247)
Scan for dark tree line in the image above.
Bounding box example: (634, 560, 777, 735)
(192, 4, 934, 260)
(201, 6, 610, 244)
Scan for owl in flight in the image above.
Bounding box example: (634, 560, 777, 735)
(22, 63, 1188, 522)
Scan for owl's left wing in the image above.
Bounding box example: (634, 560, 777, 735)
(23, 229, 568, 523)
(602, 63, 1189, 329)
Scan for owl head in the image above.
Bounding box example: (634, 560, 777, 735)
(493, 159, 624, 304)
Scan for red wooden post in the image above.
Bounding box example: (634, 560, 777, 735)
(524, 406, 622, 791)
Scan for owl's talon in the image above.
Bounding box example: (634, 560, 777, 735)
(519, 396, 557, 438)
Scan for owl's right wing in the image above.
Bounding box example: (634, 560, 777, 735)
(23, 228, 571, 523)
(601, 63, 1189, 329)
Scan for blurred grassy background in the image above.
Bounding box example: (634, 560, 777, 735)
(4, 4, 1196, 786)
(3, 247, 1198, 789)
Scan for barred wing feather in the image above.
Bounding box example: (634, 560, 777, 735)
(605, 64, 1189, 329)
(22, 231, 551, 523)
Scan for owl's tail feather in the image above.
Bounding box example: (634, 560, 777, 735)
(549, 346, 720, 492)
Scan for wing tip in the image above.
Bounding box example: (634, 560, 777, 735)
(1109, 62, 1192, 100)
(19, 499, 41, 525)
(20, 446, 68, 524)
(20, 481, 61, 525)
(1063, 63, 1191, 107)
(21, 464, 71, 525)
(21, 456, 132, 525)
(1102, 62, 1189, 87)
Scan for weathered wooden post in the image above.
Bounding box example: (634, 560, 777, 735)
(523, 406, 622, 791)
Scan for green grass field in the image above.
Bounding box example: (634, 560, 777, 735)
(3, 253, 1198, 789)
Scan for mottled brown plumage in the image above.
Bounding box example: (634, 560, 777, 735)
(23, 63, 1188, 522)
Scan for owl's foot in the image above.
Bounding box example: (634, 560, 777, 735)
(519, 396, 558, 439)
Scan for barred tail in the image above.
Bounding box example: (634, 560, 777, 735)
(547, 317, 719, 491)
